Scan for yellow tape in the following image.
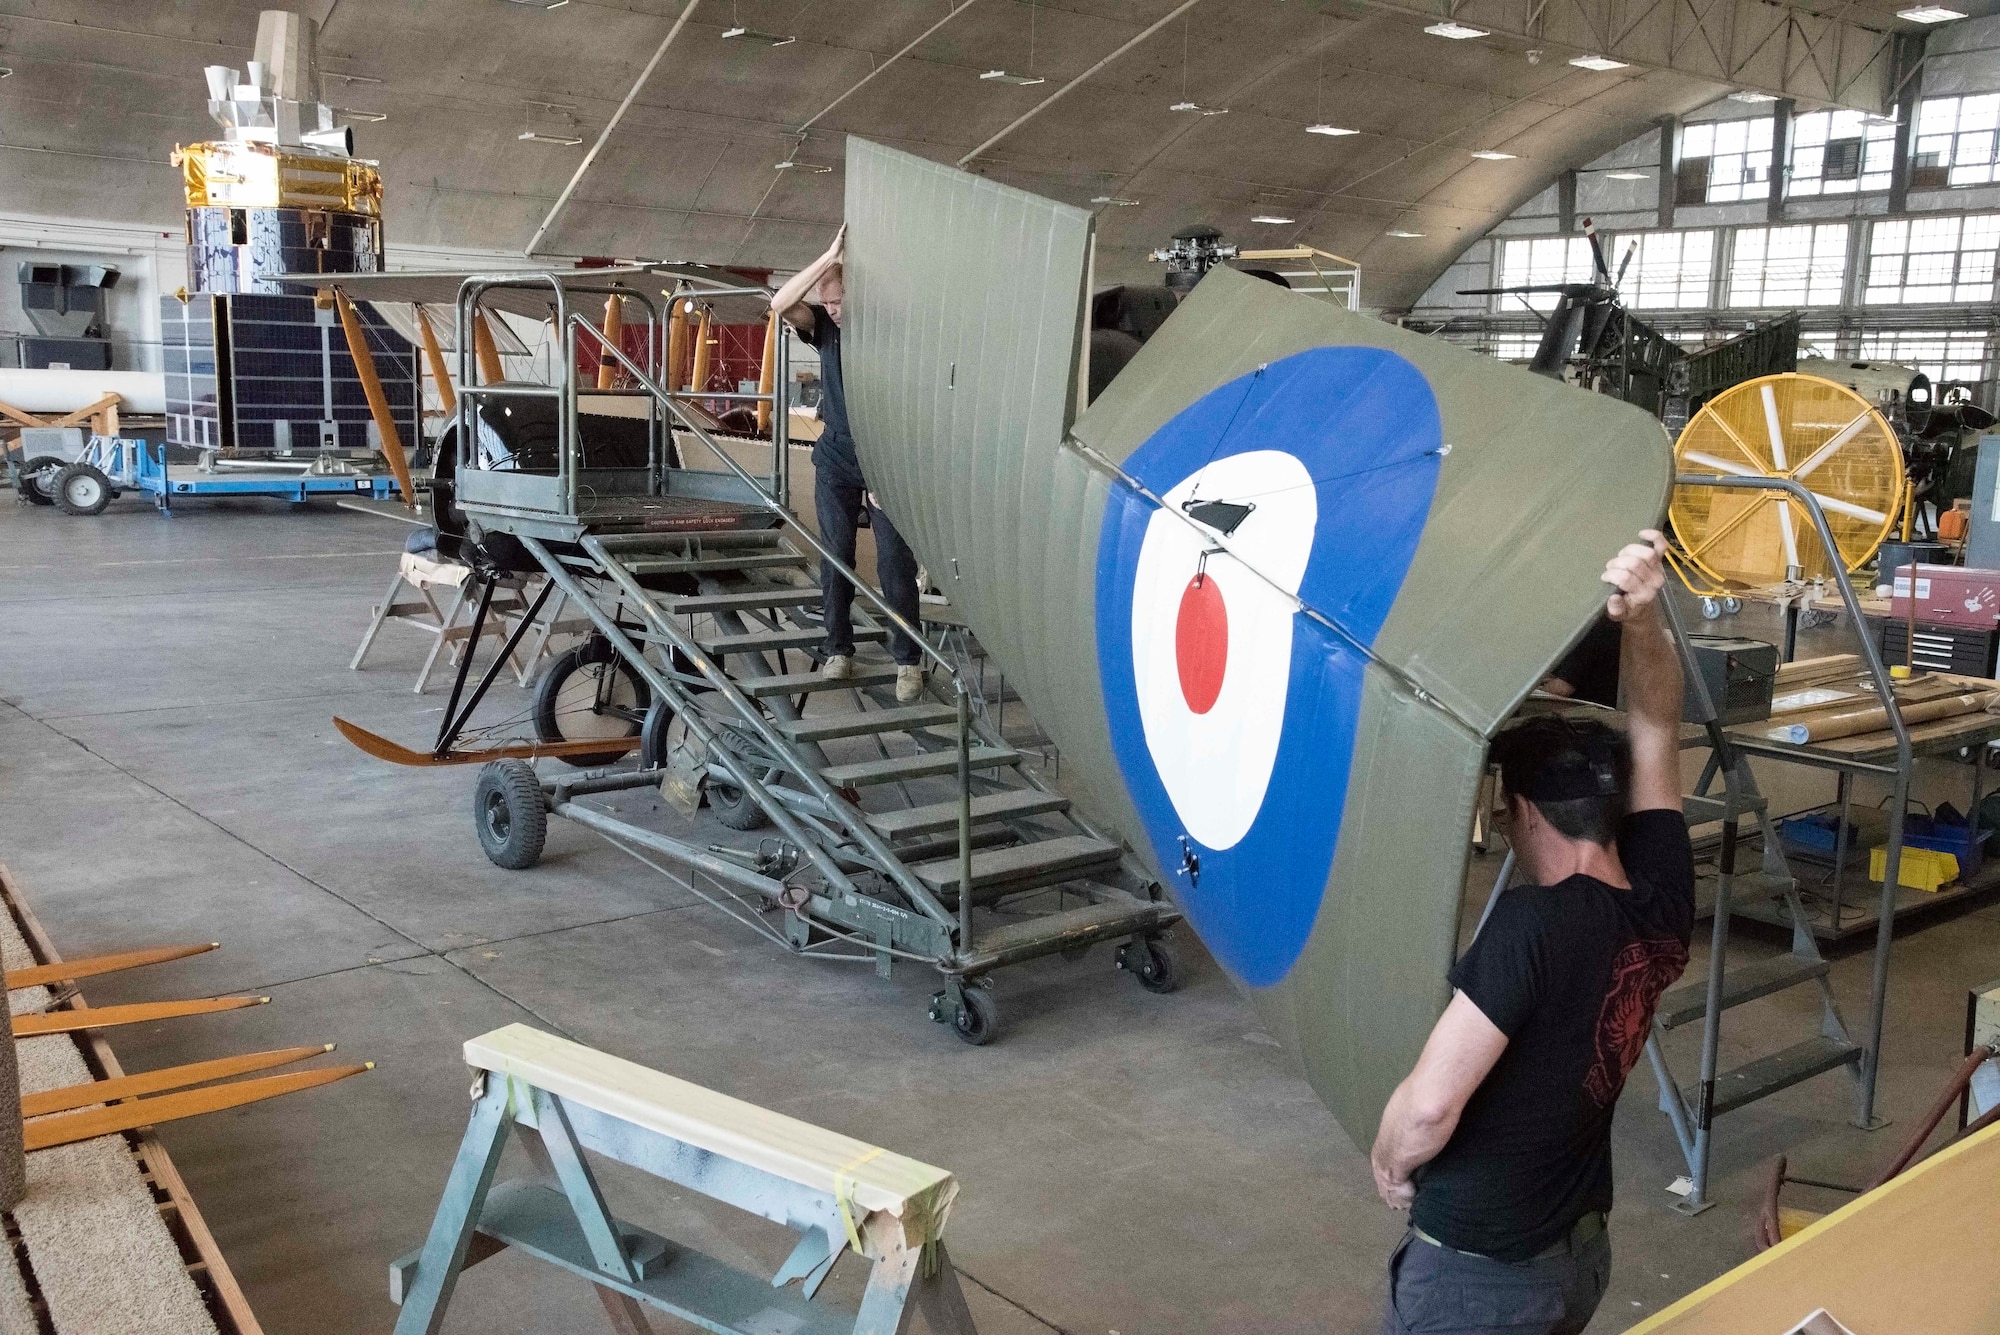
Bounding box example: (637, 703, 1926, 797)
(833, 1146, 887, 1254)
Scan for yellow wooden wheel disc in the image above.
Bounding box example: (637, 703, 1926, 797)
(1670, 373, 1904, 588)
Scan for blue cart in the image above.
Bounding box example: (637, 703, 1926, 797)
(17, 436, 403, 515)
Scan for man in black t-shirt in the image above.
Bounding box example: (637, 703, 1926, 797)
(771, 225, 927, 704)
(1372, 530, 1693, 1335)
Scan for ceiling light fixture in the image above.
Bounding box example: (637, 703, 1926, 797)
(543, 0, 569, 7)
(1424, 20, 1489, 38)
(723, 26, 797, 46)
(1091, 195, 1138, 206)
(1728, 89, 1778, 102)
(1568, 54, 1628, 71)
(980, 69, 1045, 85)
(1470, 149, 1516, 160)
(337, 108, 389, 122)
(1897, 4, 1965, 20)
(1169, 100, 1228, 115)
(518, 131, 584, 145)
(1306, 123, 1359, 136)
(1387, 228, 1426, 237)
(1251, 214, 1295, 224)
(1605, 169, 1650, 179)
(323, 71, 382, 84)
(1168, 15, 1228, 117)
(774, 158, 834, 172)
(0, 67, 12, 79)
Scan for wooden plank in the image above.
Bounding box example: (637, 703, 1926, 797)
(464, 1024, 957, 1243)
(0, 398, 48, 428)
(24, 1065, 372, 1153)
(46, 392, 120, 429)
(6, 941, 219, 992)
(333, 715, 640, 767)
(13, 994, 268, 1037)
(22, 1045, 334, 1118)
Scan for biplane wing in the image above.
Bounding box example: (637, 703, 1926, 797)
(842, 137, 1671, 1145)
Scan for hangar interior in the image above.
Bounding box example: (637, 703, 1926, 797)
(4, 2, 2000, 1333)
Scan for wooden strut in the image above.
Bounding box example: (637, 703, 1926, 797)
(597, 295, 625, 391)
(333, 716, 641, 768)
(24, 1064, 373, 1153)
(689, 306, 714, 397)
(415, 304, 457, 416)
(22, 1045, 335, 1118)
(757, 309, 779, 434)
(13, 995, 268, 1037)
(472, 311, 506, 386)
(666, 297, 690, 393)
(6, 942, 219, 992)
(331, 287, 417, 508)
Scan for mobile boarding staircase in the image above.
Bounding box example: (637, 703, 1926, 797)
(445, 272, 1180, 1043)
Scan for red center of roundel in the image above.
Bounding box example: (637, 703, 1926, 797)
(1175, 573, 1228, 714)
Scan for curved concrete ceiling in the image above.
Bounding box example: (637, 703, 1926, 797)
(0, 0, 1932, 309)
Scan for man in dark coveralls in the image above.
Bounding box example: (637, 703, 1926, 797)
(1372, 530, 1693, 1335)
(770, 225, 926, 704)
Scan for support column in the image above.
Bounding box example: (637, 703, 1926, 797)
(1657, 114, 1680, 230)
(1769, 99, 1793, 223)
(1888, 31, 1928, 215)
(1558, 168, 1578, 235)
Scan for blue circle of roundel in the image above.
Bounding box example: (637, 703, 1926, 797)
(1094, 346, 1443, 988)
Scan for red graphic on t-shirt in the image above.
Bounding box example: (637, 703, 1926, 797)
(1584, 937, 1689, 1107)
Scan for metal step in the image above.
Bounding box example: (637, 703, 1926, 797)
(593, 530, 789, 552)
(958, 896, 1171, 972)
(739, 666, 901, 697)
(1710, 1037, 1861, 1118)
(1685, 791, 1768, 825)
(867, 789, 1072, 839)
(622, 552, 807, 576)
(912, 835, 1122, 900)
(775, 704, 959, 744)
(668, 587, 823, 615)
(820, 746, 1019, 788)
(1655, 954, 1831, 1031)
(701, 626, 887, 656)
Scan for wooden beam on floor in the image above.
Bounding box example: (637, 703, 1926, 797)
(25, 1064, 372, 1152)
(12, 995, 268, 1037)
(22, 1045, 335, 1118)
(6, 942, 219, 992)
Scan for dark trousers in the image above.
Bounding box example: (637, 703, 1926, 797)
(1381, 1225, 1610, 1335)
(815, 476, 922, 666)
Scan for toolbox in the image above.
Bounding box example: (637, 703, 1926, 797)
(1878, 618, 2000, 677)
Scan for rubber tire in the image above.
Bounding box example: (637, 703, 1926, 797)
(1125, 937, 1183, 994)
(474, 760, 547, 870)
(53, 463, 112, 516)
(533, 638, 650, 769)
(952, 987, 998, 1046)
(707, 777, 770, 831)
(17, 456, 60, 505)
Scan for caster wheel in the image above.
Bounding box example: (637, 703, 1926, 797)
(533, 638, 649, 768)
(1722, 597, 1743, 615)
(707, 778, 771, 831)
(474, 760, 547, 869)
(1118, 937, 1182, 994)
(53, 463, 112, 516)
(16, 456, 61, 505)
(1700, 596, 1722, 621)
(951, 987, 998, 1046)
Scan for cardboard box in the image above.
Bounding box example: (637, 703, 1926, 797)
(1888, 563, 2000, 630)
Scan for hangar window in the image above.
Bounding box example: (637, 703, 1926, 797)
(1865, 213, 2000, 304)
(1856, 329, 1992, 385)
(1622, 230, 1716, 309)
(1912, 94, 2000, 188)
(1494, 236, 1596, 311)
(1788, 109, 1897, 196)
(1726, 223, 1849, 306)
(1680, 117, 1773, 203)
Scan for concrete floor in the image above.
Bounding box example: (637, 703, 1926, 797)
(1, 496, 1997, 1335)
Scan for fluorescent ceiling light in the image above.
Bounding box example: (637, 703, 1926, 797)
(1424, 20, 1489, 38)
(722, 26, 797, 45)
(1728, 89, 1778, 102)
(1568, 54, 1628, 71)
(1470, 149, 1516, 160)
(1091, 195, 1138, 206)
(323, 72, 382, 84)
(1897, 4, 1965, 20)
(774, 158, 833, 172)
(1169, 100, 1229, 115)
(1306, 123, 1359, 136)
(980, 69, 1046, 85)
(1605, 169, 1650, 179)
(543, 0, 569, 8)
(1387, 229, 1426, 237)
(338, 108, 388, 122)
(1251, 214, 1295, 224)
(0, 67, 11, 79)
(518, 131, 583, 145)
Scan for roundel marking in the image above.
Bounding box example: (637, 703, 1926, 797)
(1094, 345, 1445, 987)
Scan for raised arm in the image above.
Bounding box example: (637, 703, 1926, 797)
(771, 224, 845, 332)
(1605, 529, 1683, 814)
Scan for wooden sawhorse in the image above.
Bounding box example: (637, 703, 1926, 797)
(390, 1024, 978, 1335)
(351, 553, 586, 692)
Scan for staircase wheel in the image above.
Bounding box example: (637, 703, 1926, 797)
(533, 637, 650, 768)
(952, 986, 999, 1046)
(638, 697, 677, 770)
(1119, 936, 1183, 994)
(707, 776, 771, 830)
(53, 463, 113, 516)
(16, 456, 61, 505)
(474, 761, 547, 869)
